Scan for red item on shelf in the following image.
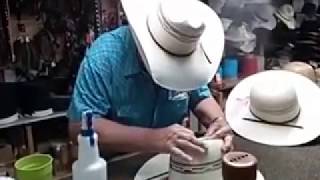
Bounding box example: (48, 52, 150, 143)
(239, 54, 258, 78)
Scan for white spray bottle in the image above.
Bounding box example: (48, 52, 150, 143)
(72, 111, 107, 180)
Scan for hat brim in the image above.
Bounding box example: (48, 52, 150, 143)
(225, 70, 320, 146)
(121, 0, 225, 91)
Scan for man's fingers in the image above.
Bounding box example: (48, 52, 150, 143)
(176, 139, 205, 153)
(170, 146, 193, 162)
(182, 118, 190, 128)
(189, 136, 206, 148)
(176, 131, 206, 148)
(174, 124, 194, 135)
(222, 134, 234, 153)
(204, 125, 220, 138)
(209, 126, 232, 139)
(181, 126, 195, 135)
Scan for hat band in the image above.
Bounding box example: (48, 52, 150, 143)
(249, 107, 301, 125)
(147, 17, 213, 64)
(146, 16, 195, 57)
(146, 2, 205, 56)
(170, 158, 222, 174)
(276, 11, 293, 22)
(147, 16, 195, 56)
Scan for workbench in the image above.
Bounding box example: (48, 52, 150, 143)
(107, 135, 320, 180)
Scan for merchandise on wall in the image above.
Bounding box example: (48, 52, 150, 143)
(0, 0, 13, 66)
(209, 0, 320, 72)
(0, 0, 122, 93)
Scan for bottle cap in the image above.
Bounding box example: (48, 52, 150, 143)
(81, 111, 93, 131)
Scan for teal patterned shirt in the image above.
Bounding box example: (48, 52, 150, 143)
(67, 26, 212, 128)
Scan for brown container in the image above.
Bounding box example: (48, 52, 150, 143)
(222, 151, 257, 180)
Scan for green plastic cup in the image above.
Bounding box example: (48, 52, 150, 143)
(15, 154, 53, 180)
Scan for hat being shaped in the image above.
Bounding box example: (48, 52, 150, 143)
(121, 0, 225, 91)
(169, 139, 224, 180)
(275, 4, 296, 29)
(226, 70, 320, 146)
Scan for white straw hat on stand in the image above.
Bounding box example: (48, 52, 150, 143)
(226, 70, 320, 146)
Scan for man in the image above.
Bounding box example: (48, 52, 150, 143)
(68, 0, 233, 161)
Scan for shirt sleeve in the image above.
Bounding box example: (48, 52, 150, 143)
(67, 54, 111, 122)
(189, 85, 212, 110)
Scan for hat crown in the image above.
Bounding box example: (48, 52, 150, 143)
(147, 0, 209, 56)
(252, 4, 275, 20)
(169, 139, 223, 180)
(160, 0, 206, 38)
(170, 139, 223, 164)
(279, 4, 294, 17)
(250, 78, 298, 112)
(226, 23, 255, 42)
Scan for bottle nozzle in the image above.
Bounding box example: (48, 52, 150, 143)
(81, 111, 93, 131)
(81, 111, 95, 147)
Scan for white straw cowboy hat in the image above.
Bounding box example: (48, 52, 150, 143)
(225, 22, 257, 52)
(225, 70, 320, 146)
(121, 0, 225, 91)
(275, 4, 296, 30)
(243, 3, 277, 31)
(225, 22, 256, 42)
(282, 61, 316, 82)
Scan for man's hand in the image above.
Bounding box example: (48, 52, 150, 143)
(204, 117, 234, 153)
(153, 124, 206, 162)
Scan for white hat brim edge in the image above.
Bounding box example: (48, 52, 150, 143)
(225, 70, 320, 146)
(121, 0, 225, 91)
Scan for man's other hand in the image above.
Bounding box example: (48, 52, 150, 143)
(153, 124, 206, 162)
(204, 117, 234, 153)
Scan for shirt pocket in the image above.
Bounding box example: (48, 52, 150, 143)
(168, 91, 190, 112)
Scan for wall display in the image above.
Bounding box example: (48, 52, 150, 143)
(0, 0, 121, 95)
(2, 0, 319, 90)
(209, 0, 320, 70)
(0, 0, 13, 66)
